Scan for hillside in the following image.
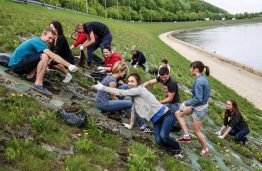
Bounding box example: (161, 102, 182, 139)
(35, 0, 230, 21)
(0, 0, 261, 170)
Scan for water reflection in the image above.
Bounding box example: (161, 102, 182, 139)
(175, 23, 262, 71)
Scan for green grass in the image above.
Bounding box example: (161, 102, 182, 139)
(163, 156, 192, 171)
(0, 0, 262, 170)
(128, 141, 157, 171)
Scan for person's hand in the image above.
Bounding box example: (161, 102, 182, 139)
(122, 123, 132, 129)
(97, 66, 104, 70)
(214, 131, 222, 136)
(92, 81, 103, 90)
(98, 69, 106, 73)
(79, 45, 84, 51)
(68, 64, 78, 72)
(218, 135, 224, 139)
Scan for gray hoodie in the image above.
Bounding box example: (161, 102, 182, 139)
(102, 85, 163, 122)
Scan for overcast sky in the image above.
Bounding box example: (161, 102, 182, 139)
(204, 0, 262, 14)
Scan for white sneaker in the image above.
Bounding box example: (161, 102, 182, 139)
(63, 73, 72, 83)
(68, 64, 78, 72)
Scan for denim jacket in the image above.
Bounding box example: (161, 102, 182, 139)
(185, 74, 210, 107)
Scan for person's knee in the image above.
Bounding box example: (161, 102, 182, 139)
(235, 135, 242, 141)
(193, 127, 200, 135)
(159, 132, 169, 143)
(175, 111, 182, 117)
(155, 136, 162, 145)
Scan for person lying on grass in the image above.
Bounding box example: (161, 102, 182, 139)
(93, 73, 181, 154)
(215, 99, 249, 146)
(8, 28, 77, 96)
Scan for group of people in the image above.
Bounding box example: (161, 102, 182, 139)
(8, 20, 249, 156)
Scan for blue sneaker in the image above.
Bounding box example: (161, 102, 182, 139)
(32, 83, 52, 96)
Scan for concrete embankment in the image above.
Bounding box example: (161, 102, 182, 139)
(159, 31, 262, 110)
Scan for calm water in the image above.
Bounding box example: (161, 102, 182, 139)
(174, 23, 262, 71)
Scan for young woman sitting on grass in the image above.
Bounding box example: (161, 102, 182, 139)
(49, 21, 75, 83)
(95, 61, 130, 112)
(93, 73, 181, 153)
(215, 99, 249, 145)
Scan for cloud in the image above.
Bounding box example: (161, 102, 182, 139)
(204, 0, 262, 14)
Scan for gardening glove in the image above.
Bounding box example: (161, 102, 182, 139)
(214, 131, 222, 136)
(218, 135, 224, 139)
(122, 123, 132, 129)
(133, 65, 137, 68)
(98, 69, 106, 73)
(79, 45, 84, 51)
(68, 64, 78, 72)
(92, 81, 103, 91)
(97, 66, 105, 71)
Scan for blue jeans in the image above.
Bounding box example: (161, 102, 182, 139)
(229, 127, 249, 142)
(153, 110, 181, 150)
(87, 32, 112, 64)
(165, 103, 180, 113)
(98, 99, 132, 112)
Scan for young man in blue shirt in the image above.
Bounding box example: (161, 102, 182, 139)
(8, 28, 78, 96)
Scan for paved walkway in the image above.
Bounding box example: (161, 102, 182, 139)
(159, 31, 262, 110)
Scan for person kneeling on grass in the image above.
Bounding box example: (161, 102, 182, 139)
(215, 99, 249, 145)
(175, 61, 210, 156)
(8, 28, 78, 96)
(93, 73, 181, 154)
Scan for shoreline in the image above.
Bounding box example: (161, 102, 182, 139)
(159, 31, 262, 110)
(171, 28, 262, 77)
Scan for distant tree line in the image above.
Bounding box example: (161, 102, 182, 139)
(38, 0, 262, 22)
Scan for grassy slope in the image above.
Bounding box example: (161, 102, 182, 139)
(0, 0, 261, 170)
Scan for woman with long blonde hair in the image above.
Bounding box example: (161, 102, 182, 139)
(95, 61, 131, 112)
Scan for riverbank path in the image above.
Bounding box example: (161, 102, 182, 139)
(159, 31, 262, 110)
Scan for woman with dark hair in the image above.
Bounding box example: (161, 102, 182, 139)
(49, 21, 75, 83)
(93, 73, 181, 154)
(216, 99, 249, 145)
(175, 61, 210, 156)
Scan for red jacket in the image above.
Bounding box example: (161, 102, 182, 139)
(104, 52, 123, 69)
(72, 33, 87, 47)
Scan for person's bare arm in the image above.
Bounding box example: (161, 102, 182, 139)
(160, 92, 175, 104)
(143, 78, 158, 87)
(109, 82, 117, 100)
(82, 31, 96, 49)
(43, 49, 70, 67)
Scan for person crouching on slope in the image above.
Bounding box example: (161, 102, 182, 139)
(175, 61, 210, 156)
(215, 99, 249, 146)
(93, 73, 181, 154)
(8, 28, 77, 96)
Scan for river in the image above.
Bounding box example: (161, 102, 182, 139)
(174, 23, 262, 71)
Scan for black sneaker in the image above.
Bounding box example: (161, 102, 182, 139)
(140, 126, 153, 133)
(243, 138, 249, 146)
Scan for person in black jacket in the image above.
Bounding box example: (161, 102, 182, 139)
(75, 21, 112, 66)
(49, 21, 75, 83)
(216, 99, 249, 145)
(130, 46, 146, 70)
